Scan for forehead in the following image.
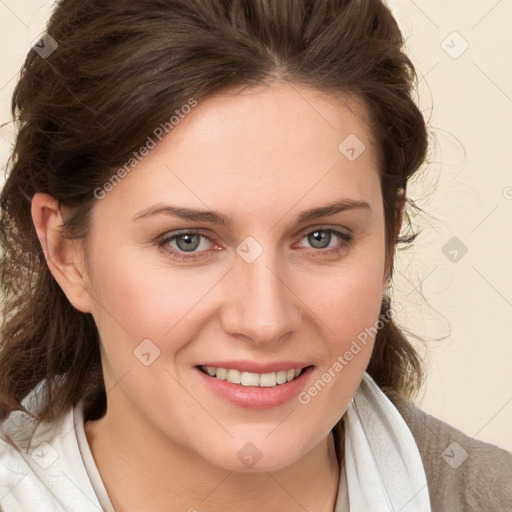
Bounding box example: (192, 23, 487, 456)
(164, 82, 377, 167)
(94, 82, 382, 221)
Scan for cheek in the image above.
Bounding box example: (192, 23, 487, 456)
(298, 250, 385, 377)
(304, 253, 385, 334)
(332, 268, 384, 332)
(86, 248, 223, 358)
(295, 266, 384, 419)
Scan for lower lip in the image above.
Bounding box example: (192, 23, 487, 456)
(194, 366, 314, 409)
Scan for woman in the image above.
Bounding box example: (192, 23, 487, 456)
(0, 1, 510, 511)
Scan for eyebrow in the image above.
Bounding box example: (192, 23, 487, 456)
(132, 199, 371, 225)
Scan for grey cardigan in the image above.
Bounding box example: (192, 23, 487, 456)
(388, 392, 512, 511)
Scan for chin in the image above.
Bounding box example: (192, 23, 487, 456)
(198, 435, 312, 473)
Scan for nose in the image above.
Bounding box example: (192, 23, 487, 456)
(220, 249, 302, 346)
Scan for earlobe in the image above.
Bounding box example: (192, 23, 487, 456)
(31, 192, 93, 313)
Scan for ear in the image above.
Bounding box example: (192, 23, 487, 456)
(31, 192, 93, 313)
(383, 189, 406, 290)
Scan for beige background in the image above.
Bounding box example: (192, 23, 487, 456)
(1, 1, 511, 451)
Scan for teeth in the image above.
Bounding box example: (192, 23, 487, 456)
(276, 370, 287, 384)
(226, 369, 241, 384)
(216, 367, 227, 380)
(241, 372, 259, 386)
(200, 366, 305, 387)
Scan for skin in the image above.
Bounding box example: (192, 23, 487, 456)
(32, 81, 403, 512)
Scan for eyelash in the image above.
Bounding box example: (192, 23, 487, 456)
(157, 226, 353, 261)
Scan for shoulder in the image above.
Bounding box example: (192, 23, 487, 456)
(0, 384, 100, 511)
(388, 390, 512, 511)
(0, 406, 64, 511)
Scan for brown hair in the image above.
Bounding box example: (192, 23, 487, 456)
(0, 0, 428, 462)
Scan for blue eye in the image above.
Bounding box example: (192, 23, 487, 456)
(158, 227, 353, 261)
(158, 231, 215, 261)
(169, 233, 203, 252)
(299, 228, 352, 251)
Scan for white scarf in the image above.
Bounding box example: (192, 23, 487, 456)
(337, 372, 431, 511)
(0, 373, 431, 511)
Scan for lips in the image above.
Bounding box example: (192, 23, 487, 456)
(193, 361, 315, 409)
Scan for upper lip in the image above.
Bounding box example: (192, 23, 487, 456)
(195, 360, 313, 374)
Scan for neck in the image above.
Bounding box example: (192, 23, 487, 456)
(84, 400, 342, 512)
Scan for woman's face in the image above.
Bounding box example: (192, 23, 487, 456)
(80, 82, 389, 471)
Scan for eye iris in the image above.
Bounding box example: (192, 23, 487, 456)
(308, 230, 331, 249)
(176, 234, 200, 252)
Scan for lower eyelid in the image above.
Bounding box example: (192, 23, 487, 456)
(159, 228, 351, 258)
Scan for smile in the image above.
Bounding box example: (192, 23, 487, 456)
(198, 365, 306, 387)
